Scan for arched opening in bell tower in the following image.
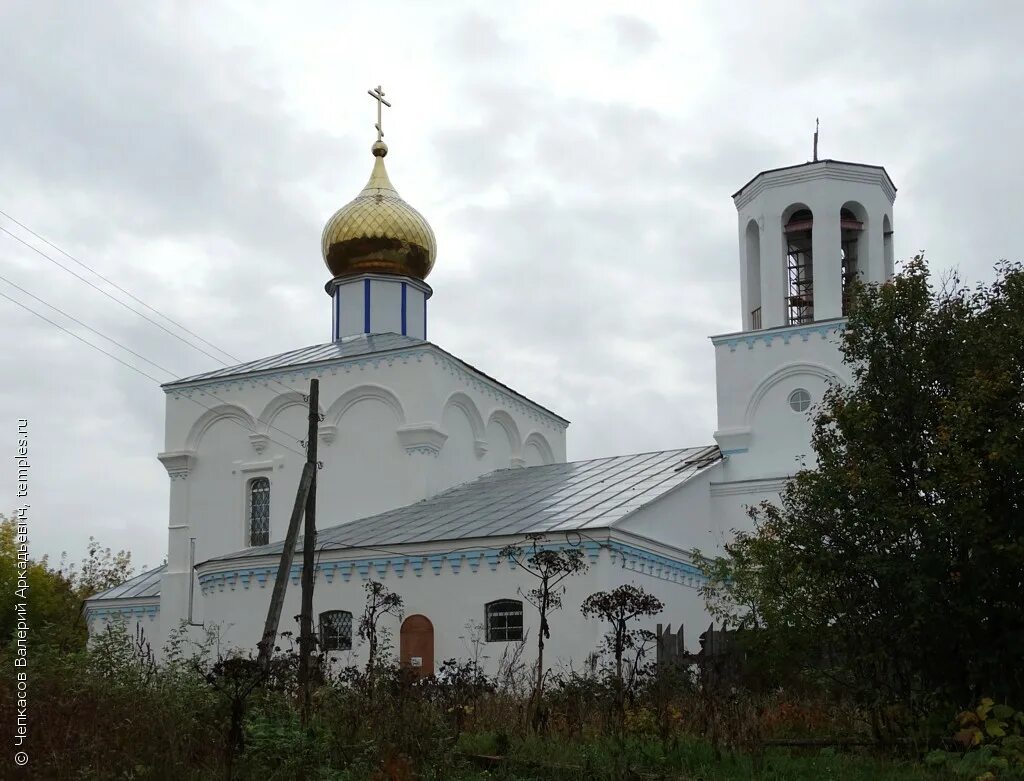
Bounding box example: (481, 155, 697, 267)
(840, 203, 866, 315)
(783, 205, 814, 325)
(745, 219, 762, 329)
(883, 214, 894, 279)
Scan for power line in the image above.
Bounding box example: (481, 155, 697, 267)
(0, 213, 309, 398)
(0, 225, 232, 365)
(0, 289, 310, 461)
(1, 289, 168, 384)
(0, 274, 308, 447)
(0, 208, 239, 363)
(0, 272, 177, 377)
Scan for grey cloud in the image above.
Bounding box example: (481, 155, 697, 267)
(440, 11, 515, 64)
(1, 1, 1022, 570)
(609, 15, 659, 55)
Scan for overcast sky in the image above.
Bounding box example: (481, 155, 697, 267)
(1, 1, 1022, 571)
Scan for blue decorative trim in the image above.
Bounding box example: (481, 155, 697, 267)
(428, 554, 444, 575)
(607, 542, 705, 587)
(363, 279, 371, 333)
(197, 540, 706, 594)
(713, 320, 845, 353)
(333, 289, 341, 341)
(85, 602, 160, 623)
(400, 282, 407, 336)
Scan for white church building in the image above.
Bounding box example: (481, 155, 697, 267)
(86, 109, 896, 675)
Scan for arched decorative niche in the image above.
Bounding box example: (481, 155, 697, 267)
(257, 391, 324, 434)
(185, 404, 257, 451)
(743, 362, 841, 426)
(523, 432, 555, 466)
(324, 384, 406, 428)
(486, 410, 522, 461)
(442, 392, 486, 453)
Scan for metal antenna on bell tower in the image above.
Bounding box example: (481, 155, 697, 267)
(813, 118, 820, 162)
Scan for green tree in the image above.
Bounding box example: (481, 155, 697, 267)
(700, 257, 1024, 725)
(0, 514, 133, 651)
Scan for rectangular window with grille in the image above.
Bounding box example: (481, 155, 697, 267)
(319, 610, 353, 651)
(249, 477, 270, 547)
(485, 599, 524, 642)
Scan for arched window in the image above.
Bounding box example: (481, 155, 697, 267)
(485, 599, 523, 642)
(248, 477, 270, 547)
(841, 206, 865, 316)
(784, 208, 814, 325)
(319, 610, 353, 651)
(745, 220, 762, 329)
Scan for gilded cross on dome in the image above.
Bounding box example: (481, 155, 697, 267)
(367, 85, 392, 142)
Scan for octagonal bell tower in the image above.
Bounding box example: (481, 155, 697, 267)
(710, 155, 897, 502)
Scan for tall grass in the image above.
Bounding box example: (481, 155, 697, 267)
(0, 621, 988, 780)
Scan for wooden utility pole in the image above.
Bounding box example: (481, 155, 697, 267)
(256, 379, 320, 672)
(256, 461, 313, 668)
(298, 379, 319, 724)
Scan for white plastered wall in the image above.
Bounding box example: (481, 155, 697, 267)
(194, 537, 711, 675)
(152, 344, 567, 656)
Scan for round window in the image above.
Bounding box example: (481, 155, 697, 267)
(788, 388, 811, 413)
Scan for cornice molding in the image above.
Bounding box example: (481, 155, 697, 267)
(157, 451, 196, 481)
(324, 272, 433, 299)
(734, 160, 897, 209)
(396, 423, 448, 456)
(709, 476, 790, 497)
(711, 319, 845, 353)
(84, 598, 160, 624)
(713, 427, 751, 455)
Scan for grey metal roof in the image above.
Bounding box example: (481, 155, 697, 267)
(87, 564, 165, 602)
(212, 446, 721, 562)
(164, 333, 424, 387)
(731, 158, 896, 199)
(162, 332, 569, 425)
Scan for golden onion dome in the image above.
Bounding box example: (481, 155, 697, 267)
(321, 140, 437, 280)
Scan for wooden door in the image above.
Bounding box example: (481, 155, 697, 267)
(400, 614, 434, 678)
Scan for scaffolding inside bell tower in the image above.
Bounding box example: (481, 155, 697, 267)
(785, 210, 814, 325)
